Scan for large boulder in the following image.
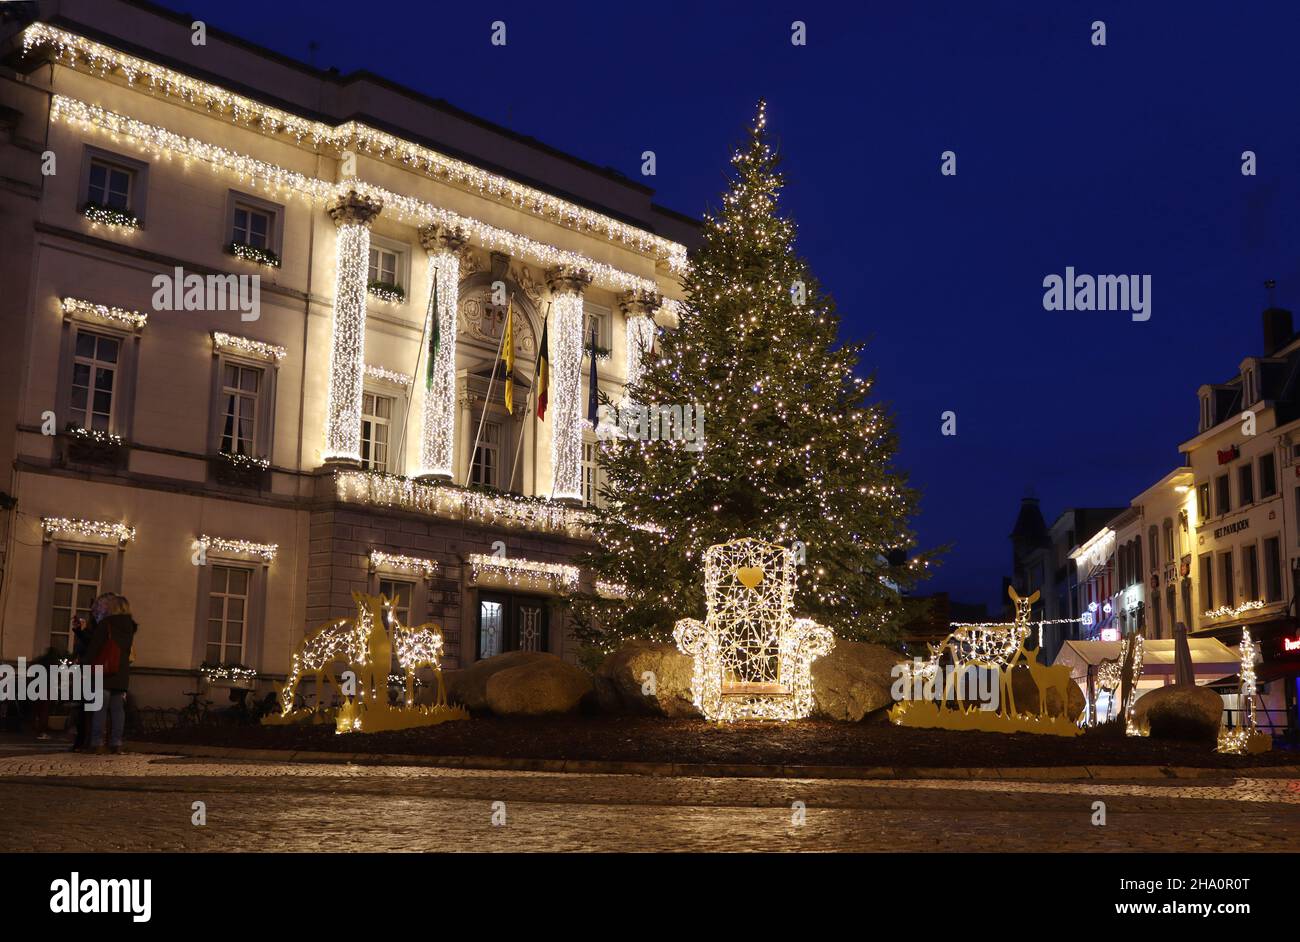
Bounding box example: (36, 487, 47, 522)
(594, 640, 699, 717)
(445, 651, 552, 712)
(810, 639, 897, 722)
(1132, 684, 1223, 742)
(484, 655, 593, 716)
(1007, 664, 1086, 721)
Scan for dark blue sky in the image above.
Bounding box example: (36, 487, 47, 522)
(156, 0, 1300, 609)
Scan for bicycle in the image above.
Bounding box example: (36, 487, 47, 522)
(177, 691, 214, 728)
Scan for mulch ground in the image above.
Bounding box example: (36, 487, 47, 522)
(137, 715, 1299, 769)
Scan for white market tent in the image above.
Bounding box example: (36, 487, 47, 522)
(1053, 638, 1241, 689)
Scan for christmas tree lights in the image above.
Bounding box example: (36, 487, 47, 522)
(574, 101, 932, 648)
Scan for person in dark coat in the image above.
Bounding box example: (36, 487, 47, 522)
(68, 615, 93, 751)
(82, 594, 137, 754)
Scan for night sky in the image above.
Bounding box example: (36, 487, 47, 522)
(152, 0, 1300, 610)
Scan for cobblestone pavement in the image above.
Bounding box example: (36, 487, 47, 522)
(0, 750, 1296, 851)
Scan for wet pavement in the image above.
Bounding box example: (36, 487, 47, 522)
(0, 746, 1296, 851)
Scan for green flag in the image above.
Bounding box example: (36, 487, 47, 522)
(425, 276, 439, 390)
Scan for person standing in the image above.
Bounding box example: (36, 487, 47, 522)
(83, 594, 137, 754)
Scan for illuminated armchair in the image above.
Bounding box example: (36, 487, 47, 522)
(674, 537, 833, 722)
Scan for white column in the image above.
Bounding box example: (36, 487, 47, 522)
(416, 224, 466, 480)
(619, 288, 661, 394)
(322, 188, 383, 465)
(545, 265, 592, 502)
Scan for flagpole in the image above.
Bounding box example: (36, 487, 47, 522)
(509, 301, 549, 495)
(397, 274, 436, 474)
(465, 294, 512, 488)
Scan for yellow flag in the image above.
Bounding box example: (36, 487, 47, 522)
(503, 298, 514, 414)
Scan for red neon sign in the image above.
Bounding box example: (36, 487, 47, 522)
(1285, 636, 1300, 653)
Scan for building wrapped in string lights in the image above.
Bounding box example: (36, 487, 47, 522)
(0, 1, 697, 706)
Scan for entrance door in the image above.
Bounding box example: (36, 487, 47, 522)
(476, 592, 550, 660)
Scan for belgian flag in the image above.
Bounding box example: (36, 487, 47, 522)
(535, 312, 549, 420)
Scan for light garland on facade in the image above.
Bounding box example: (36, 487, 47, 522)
(549, 289, 586, 501)
(364, 364, 412, 387)
(322, 193, 379, 462)
(212, 331, 286, 363)
(369, 550, 439, 578)
(226, 241, 281, 267)
(41, 516, 136, 545)
(335, 470, 594, 537)
(48, 94, 661, 295)
(595, 580, 628, 599)
(198, 534, 278, 562)
(1203, 599, 1267, 620)
(625, 313, 656, 392)
(24, 24, 686, 272)
(366, 281, 404, 304)
(198, 662, 257, 684)
(61, 297, 147, 330)
(419, 246, 460, 478)
(467, 554, 580, 593)
(674, 538, 832, 722)
(216, 451, 270, 471)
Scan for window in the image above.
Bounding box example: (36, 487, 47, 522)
(1220, 551, 1235, 610)
(1200, 395, 1212, 431)
(1238, 464, 1254, 506)
(1147, 527, 1158, 573)
(220, 362, 262, 456)
(477, 592, 548, 660)
(1163, 518, 1175, 563)
(69, 331, 120, 433)
(584, 303, 610, 353)
(368, 246, 399, 287)
(87, 158, 132, 211)
(1199, 554, 1213, 612)
(470, 421, 501, 489)
(49, 549, 104, 652)
(206, 565, 250, 664)
(1196, 483, 1209, 521)
(232, 202, 273, 250)
(478, 597, 504, 660)
(1150, 595, 1161, 640)
(1260, 453, 1277, 498)
(1243, 543, 1260, 602)
(1263, 537, 1283, 603)
(361, 392, 393, 472)
(1215, 474, 1231, 516)
(379, 579, 414, 626)
(1133, 539, 1142, 584)
(582, 438, 603, 507)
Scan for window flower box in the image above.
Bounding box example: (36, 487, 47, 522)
(210, 450, 271, 488)
(59, 425, 128, 469)
(226, 241, 281, 268)
(81, 201, 140, 230)
(367, 281, 405, 304)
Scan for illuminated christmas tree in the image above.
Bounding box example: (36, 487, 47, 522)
(575, 101, 934, 649)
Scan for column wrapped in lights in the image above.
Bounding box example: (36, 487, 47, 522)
(545, 266, 592, 502)
(416, 223, 466, 479)
(618, 289, 660, 393)
(322, 188, 383, 464)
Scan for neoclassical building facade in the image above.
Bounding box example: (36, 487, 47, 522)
(0, 1, 697, 706)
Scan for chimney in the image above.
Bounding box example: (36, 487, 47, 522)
(1263, 307, 1293, 355)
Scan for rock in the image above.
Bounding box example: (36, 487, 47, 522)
(445, 651, 551, 712)
(484, 656, 593, 716)
(1132, 684, 1223, 742)
(810, 639, 897, 722)
(594, 640, 700, 717)
(1007, 663, 1086, 721)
